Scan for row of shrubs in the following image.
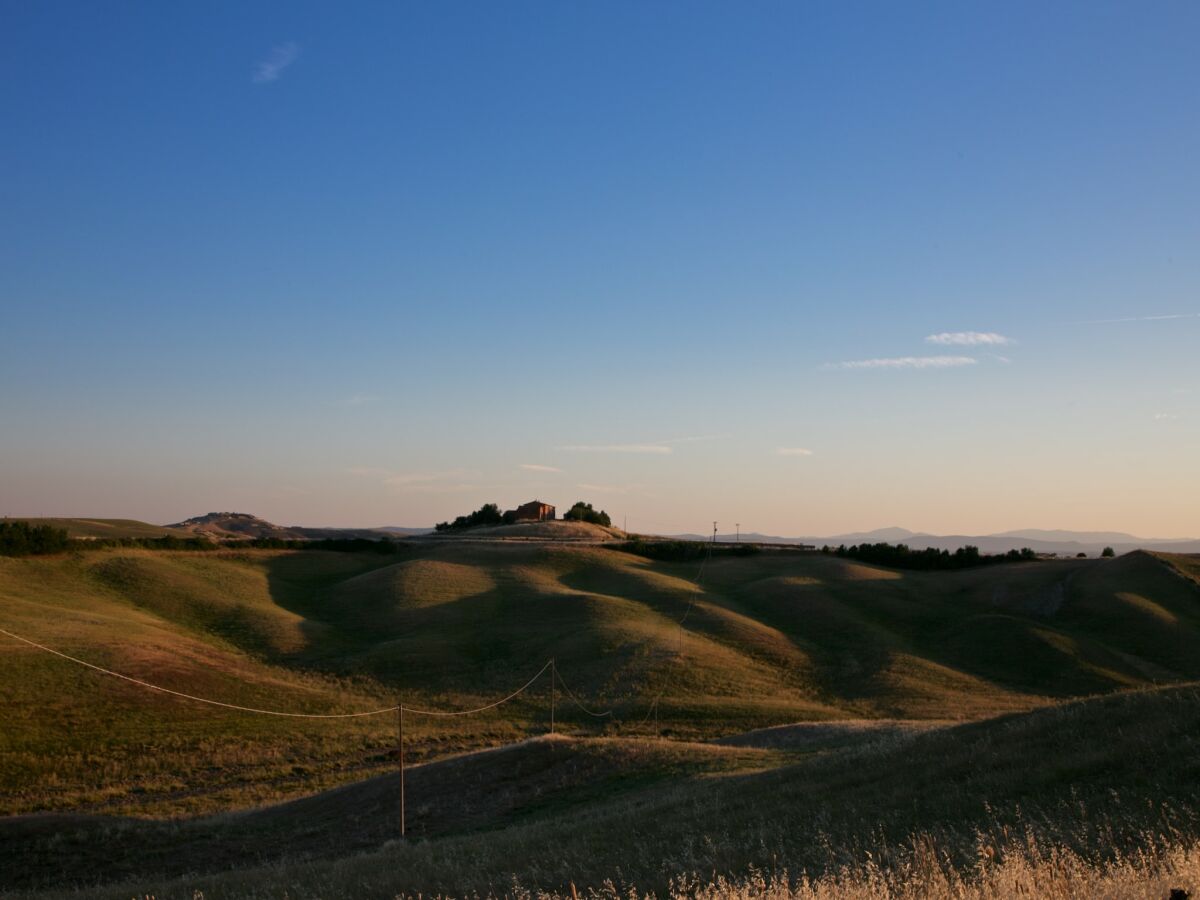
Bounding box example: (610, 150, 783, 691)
(825, 541, 1037, 570)
(0, 521, 71, 556)
(617, 539, 761, 562)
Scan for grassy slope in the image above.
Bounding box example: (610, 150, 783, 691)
(2, 547, 1199, 823)
(6, 518, 193, 539)
(0, 736, 785, 891)
(14, 683, 1200, 898)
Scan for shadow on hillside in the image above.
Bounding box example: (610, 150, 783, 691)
(252, 547, 1200, 721)
(256, 550, 661, 702)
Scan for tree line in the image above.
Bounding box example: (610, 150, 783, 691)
(435, 500, 613, 532)
(824, 541, 1037, 571)
(617, 539, 760, 562)
(0, 521, 71, 556)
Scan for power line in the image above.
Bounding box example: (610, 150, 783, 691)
(401, 660, 553, 718)
(2, 520, 720, 734)
(553, 662, 613, 718)
(0, 625, 552, 720)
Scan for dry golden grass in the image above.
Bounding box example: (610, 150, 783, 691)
(6, 548, 1200, 898)
(560, 835, 1200, 899)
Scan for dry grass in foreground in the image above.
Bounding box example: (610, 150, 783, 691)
(422, 834, 1200, 900)
(659, 836, 1199, 899)
(152, 833, 1200, 900)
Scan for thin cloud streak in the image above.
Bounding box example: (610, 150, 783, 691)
(253, 42, 299, 83)
(1079, 313, 1199, 324)
(347, 466, 481, 493)
(383, 469, 476, 487)
(346, 466, 390, 478)
(557, 444, 673, 455)
(393, 483, 480, 495)
(577, 482, 630, 495)
(658, 434, 730, 445)
(777, 447, 814, 456)
(926, 331, 1011, 346)
(825, 356, 977, 370)
(520, 463, 561, 473)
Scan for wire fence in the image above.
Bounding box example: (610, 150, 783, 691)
(0, 528, 718, 726)
(0, 529, 722, 834)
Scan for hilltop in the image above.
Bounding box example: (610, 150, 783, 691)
(167, 512, 402, 542)
(4, 517, 194, 540)
(427, 518, 625, 541)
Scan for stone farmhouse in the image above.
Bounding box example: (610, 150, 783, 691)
(510, 500, 555, 521)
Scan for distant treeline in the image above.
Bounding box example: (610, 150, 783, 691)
(0, 521, 71, 556)
(436, 503, 504, 532)
(562, 501, 611, 527)
(617, 539, 760, 562)
(825, 541, 1036, 570)
(0, 522, 405, 556)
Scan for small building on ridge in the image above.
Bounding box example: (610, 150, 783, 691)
(511, 500, 555, 521)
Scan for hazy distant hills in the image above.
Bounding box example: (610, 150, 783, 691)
(21, 512, 1196, 557)
(167, 512, 419, 541)
(670, 525, 1200, 557)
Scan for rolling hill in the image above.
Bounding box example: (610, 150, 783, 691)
(166, 511, 402, 541)
(7, 683, 1200, 897)
(3, 542, 1200, 826)
(4, 518, 194, 540)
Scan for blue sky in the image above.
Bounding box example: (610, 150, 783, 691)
(2, 2, 1198, 535)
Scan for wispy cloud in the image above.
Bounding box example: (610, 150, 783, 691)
(557, 444, 673, 455)
(1079, 313, 1199, 325)
(347, 466, 481, 493)
(383, 469, 476, 487)
(925, 331, 1011, 346)
(554, 434, 726, 456)
(520, 463, 561, 473)
(344, 394, 375, 406)
(825, 356, 978, 370)
(390, 482, 480, 495)
(346, 466, 390, 478)
(576, 482, 657, 499)
(577, 482, 630, 495)
(1154, 413, 1181, 421)
(777, 447, 814, 457)
(659, 434, 730, 445)
(253, 42, 300, 83)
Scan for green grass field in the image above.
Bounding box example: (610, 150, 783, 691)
(2, 544, 1199, 896)
(3, 518, 194, 540)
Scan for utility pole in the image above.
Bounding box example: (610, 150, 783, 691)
(713, 521, 718, 543)
(397, 703, 406, 838)
(736, 523, 740, 543)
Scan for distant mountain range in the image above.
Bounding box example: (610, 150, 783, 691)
(667, 526, 1200, 558)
